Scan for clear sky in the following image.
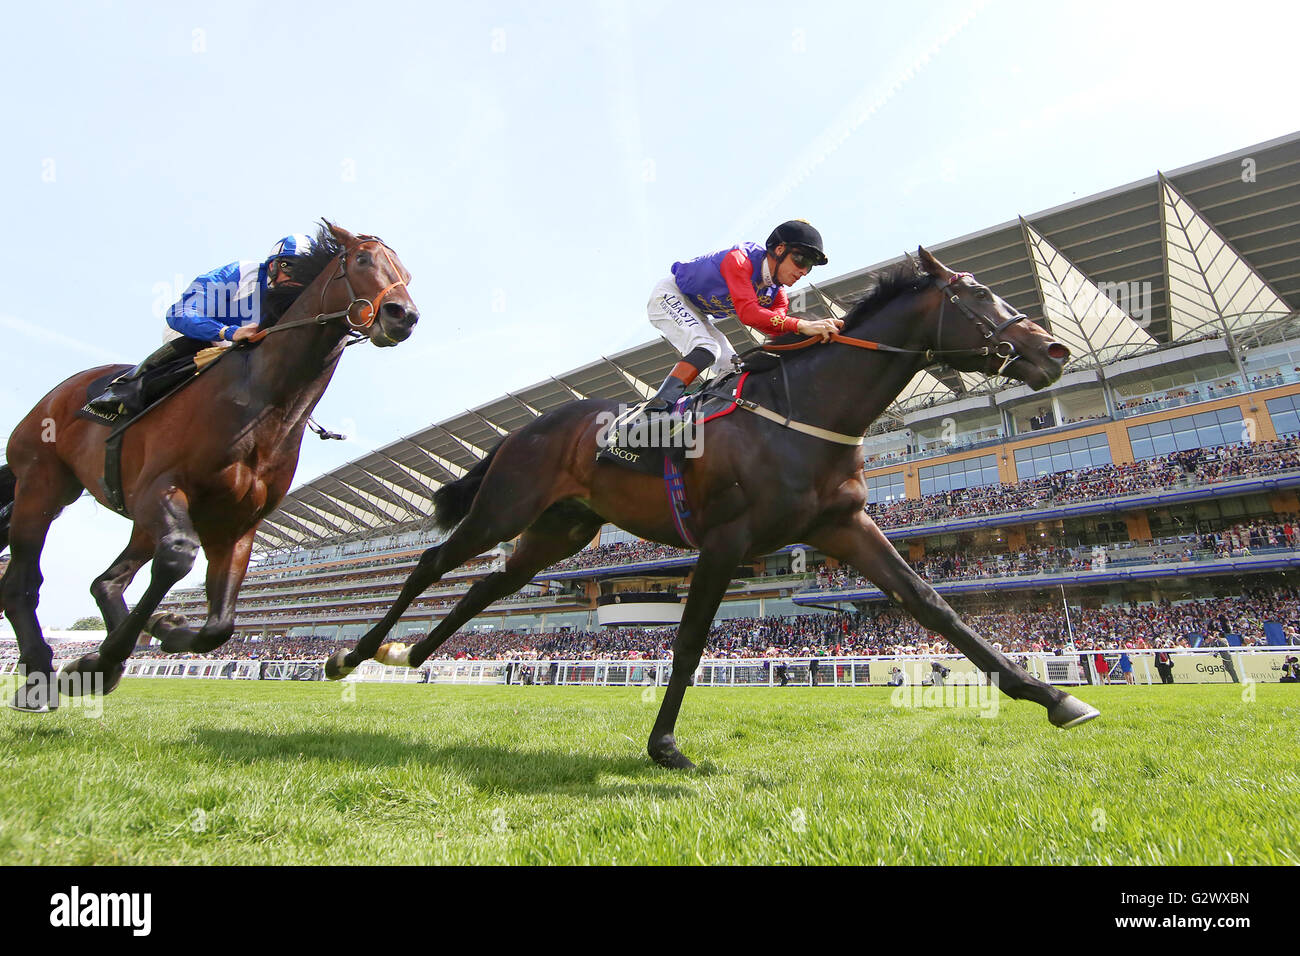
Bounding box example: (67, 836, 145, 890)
(2, 0, 1297, 626)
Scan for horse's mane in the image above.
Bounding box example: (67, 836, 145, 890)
(260, 223, 346, 328)
(767, 259, 931, 347)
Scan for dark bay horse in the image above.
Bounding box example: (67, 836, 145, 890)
(328, 247, 1098, 768)
(0, 222, 419, 711)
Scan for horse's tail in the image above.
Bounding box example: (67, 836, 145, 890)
(0, 464, 15, 556)
(432, 442, 502, 531)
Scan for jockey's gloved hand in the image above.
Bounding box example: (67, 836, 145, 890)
(796, 317, 844, 342)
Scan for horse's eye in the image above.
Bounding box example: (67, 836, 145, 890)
(975, 288, 989, 299)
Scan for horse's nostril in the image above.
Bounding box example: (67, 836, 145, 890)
(382, 302, 419, 326)
(1047, 342, 1069, 362)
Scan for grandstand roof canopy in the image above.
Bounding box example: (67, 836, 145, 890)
(256, 132, 1300, 553)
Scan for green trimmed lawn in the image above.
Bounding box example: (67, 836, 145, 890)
(0, 679, 1295, 864)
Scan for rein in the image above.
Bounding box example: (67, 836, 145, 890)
(762, 273, 1025, 370)
(718, 272, 1030, 446)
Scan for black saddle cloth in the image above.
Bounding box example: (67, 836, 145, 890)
(595, 371, 747, 476)
(75, 355, 201, 428)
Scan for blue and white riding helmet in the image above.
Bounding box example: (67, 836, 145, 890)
(265, 233, 315, 288)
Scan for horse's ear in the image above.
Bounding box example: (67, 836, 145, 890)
(323, 219, 357, 246)
(916, 245, 952, 281)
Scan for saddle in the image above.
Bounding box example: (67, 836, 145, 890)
(595, 369, 747, 476)
(75, 347, 232, 517)
(75, 354, 203, 430)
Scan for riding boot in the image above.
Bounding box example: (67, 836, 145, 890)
(87, 340, 190, 416)
(644, 356, 707, 413)
(644, 371, 689, 413)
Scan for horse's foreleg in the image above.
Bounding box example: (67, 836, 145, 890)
(89, 530, 154, 633)
(150, 530, 254, 654)
(403, 504, 604, 668)
(809, 513, 1098, 727)
(63, 485, 200, 696)
(648, 526, 750, 770)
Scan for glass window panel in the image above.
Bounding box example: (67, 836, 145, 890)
(1196, 424, 1224, 446)
(1150, 433, 1177, 456)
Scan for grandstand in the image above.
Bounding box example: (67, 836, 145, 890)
(147, 131, 1300, 661)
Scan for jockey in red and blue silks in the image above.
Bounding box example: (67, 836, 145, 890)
(644, 219, 842, 410)
(89, 234, 316, 416)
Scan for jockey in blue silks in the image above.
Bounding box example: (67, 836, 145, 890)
(89, 234, 316, 416)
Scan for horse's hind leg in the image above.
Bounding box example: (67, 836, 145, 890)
(4, 464, 83, 712)
(331, 542, 447, 674)
(333, 445, 577, 675)
(397, 501, 604, 668)
(809, 513, 1099, 728)
(89, 529, 155, 632)
(62, 483, 200, 696)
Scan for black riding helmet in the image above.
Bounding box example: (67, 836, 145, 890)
(766, 219, 828, 266)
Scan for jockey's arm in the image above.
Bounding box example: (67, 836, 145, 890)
(165, 262, 245, 343)
(719, 250, 842, 342)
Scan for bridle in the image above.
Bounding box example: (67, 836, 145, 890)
(931, 272, 1028, 375)
(711, 270, 1035, 447)
(321, 235, 410, 335)
(245, 235, 411, 346)
(762, 271, 1028, 375)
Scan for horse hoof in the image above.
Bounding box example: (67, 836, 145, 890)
(7, 673, 59, 713)
(58, 655, 126, 696)
(1049, 695, 1100, 729)
(144, 611, 186, 637)
(648, 735, 697, 770)
(375, 643, 410, 668)
(324, 650, 354, 681)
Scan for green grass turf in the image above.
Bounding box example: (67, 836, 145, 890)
(0, 678, 1295, 864)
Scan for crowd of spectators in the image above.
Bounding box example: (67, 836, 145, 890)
(397, 589, 1300, 659)
(867, 437, 1300, 530)
(810, 518, 1300, 590)
(1114, 370, 1296, 414)
(7, 588, 1300, 664)
(548, 539, 693, 572)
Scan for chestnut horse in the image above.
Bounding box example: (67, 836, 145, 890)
(0, 222, 419, 711)
(327, 247, 1099, 768)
